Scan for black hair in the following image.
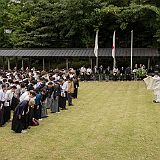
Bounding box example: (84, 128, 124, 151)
(48, 82, 53, 85)
(8, 79, 13, 84)
(2, 84, 6, 89)
(3, 79, 7, 83)
(11, 85, 17, 90)
(14, 81, 20, 85)
(29, 91, 36, 97)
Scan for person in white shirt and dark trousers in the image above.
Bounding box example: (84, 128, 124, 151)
(5, 85, 17, 123)
(0, 84, 7, 127)
(59, 79, 67, 110)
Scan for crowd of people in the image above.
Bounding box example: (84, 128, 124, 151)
(0, 63, 158, 133)
(78, 64, 154, 81)
(0, 68, 79, 133)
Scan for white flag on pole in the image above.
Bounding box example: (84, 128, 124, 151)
(112, 31, 116, 59)
(94, 30, 98, 58)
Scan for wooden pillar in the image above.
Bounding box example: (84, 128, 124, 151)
(90, 58, 93, 69)
(15, 57, 18, 69)
(49, 58, 51, 71)
(22, 57, 24, 70)
(29, 57, 31, 70)
(148, 57, 150, 70)
(43, 57, 45, 71)
(7, 57, 10, 70)
(2, 56, 5, 70)
(96, 57, 98, 67)
(66, 58, 69, 70)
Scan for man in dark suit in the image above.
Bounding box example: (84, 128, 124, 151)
(125, 66, 132, 81)
(50, 81, 61, 113)
(120, 67, 125, 81)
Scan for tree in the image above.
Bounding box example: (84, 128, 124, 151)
(0, 0, 13, 48)
(0, 0, 160, 48)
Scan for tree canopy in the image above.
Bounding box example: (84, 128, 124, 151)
(0, 0, 160, 48)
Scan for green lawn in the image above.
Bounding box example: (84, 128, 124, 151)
(1, 81, 160, 160)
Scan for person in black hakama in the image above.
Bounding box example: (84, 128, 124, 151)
(11, 100, 29, 133)
(35, 90, 43, 120)
(105, 66, 110, 81)
(59, 79, 67, 110)
(50, 81, 61, 113)
(99, 65, 104, 81)
(11, 94, 19, 112)
(12, 91, 36, 133)
(125, 66, 132, 81)
(0, 103, 4, 127)
(46, 82, 54, 109)
(120, 67, 125, 81)
(73, 77, 79, 99)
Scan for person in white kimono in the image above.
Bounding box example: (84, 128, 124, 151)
(153, 73, 160, 103)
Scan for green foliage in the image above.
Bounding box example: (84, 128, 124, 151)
(136, 67, 147, 77)
(0, 0, 160, 48)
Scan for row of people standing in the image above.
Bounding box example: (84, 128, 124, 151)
(0, 69, 79, 133)
(79, 64, 151, 81)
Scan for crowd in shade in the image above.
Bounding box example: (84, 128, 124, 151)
(0, 68, 79, 133)
(79, 64, 157, 81)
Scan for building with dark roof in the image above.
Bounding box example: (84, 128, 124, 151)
(0, 48, 158, 57)
(0, 48, 159, 70)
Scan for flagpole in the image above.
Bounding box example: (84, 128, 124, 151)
(96, 56, 98, 68)
(112, 31, 116, 69)
(131, 30, 133, 71)
(114, 58, 116, 69)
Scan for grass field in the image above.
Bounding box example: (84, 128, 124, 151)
(1, 81, 160, 160)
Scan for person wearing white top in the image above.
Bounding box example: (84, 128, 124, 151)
(0, 84, 7, 127)
(86, 67, 92, 81)
(59, 80, 67, 110)
(63, 80, 68, 92)
(4, 86, 17, 122)
(80, 66, 86, 81)
(20, 91, 30, 102)
(113, 67, 119, 81)
(53, 74, 60, 81)
(153, 73, 160, 103)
